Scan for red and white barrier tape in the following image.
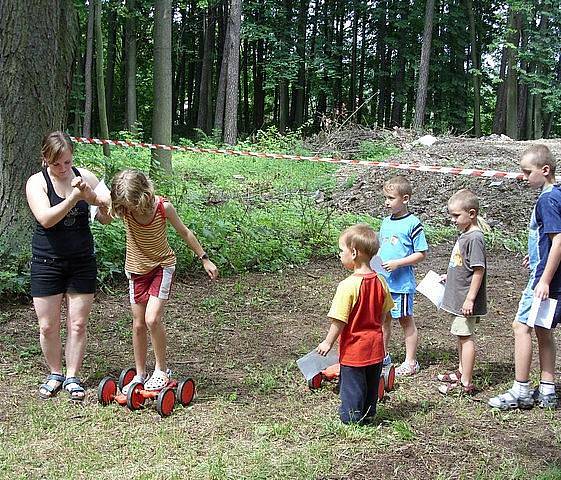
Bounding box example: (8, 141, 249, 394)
(70, 136, 525, 181)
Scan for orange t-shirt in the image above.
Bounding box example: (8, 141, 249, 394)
(327, 273, 394, 367)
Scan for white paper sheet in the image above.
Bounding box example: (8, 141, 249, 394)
(370, 255, 387, 274)
(416, 270, 445, 308)
(296, 348, 339, 381)
(527, 296, 557, 329)
(90, 180, 110, 222)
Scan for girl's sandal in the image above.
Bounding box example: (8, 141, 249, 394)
(144, 370, 170, 391)
(62, 376, 86, 402)
(438, 381, 476, 396)
(437, 370, 462, 383)
(39, 373, 66, 399)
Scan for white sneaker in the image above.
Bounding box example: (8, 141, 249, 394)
(122, 374, 146, 394)
(395, 360, 420, 377)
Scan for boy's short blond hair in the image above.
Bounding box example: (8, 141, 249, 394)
(384, 176, 412, 197)
(448, 189, 479, 212)
(110, 169, 156, 218)
(340, 224, 379, 259)
(521, 144, 556, 174)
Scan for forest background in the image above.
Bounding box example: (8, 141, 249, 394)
(1, 0, 561, 294)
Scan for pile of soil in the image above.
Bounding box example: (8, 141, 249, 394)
(306, 128, 561, 233)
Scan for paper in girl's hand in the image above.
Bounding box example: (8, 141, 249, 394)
(90, 180, 111, 222)
(416, 270, 445, 308)
(527, 297, 557, 329)
(370, 255, 387, 274)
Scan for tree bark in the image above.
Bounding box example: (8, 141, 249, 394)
(0, 0, 78, 246)
(465, 0, 481, 136)
(105, 1, 118, 132)
(152, 0, 173, 172)
(83, 0, 94, 137)
(197, 6, 216, 134)
(125, 0, 138, 133)
(505, 10, 520, 139)
(95, 0, 110, 157)
(294, 0, 309, 128)
(223, 0, 242, 145)
(413, 0, 435, 132)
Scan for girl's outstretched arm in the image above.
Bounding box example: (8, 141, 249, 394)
(164, 201, 219, 280)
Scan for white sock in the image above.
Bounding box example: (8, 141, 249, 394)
(539, 381, 555, 396)
(513, 380, 530, 397)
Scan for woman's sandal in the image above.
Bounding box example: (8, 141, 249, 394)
(62, 376, 86, 402)
(438, 381, 476, 396)
(39, 373, 66, 399)
(437, 370, 462, 383)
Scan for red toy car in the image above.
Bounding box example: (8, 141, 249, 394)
(307, 363, 395, 401)
(97, 367, 195, 417)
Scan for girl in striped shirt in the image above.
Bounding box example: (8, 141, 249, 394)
(111, 169, 218, 392)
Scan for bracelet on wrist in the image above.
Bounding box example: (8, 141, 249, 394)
(199, 252, 209, 261)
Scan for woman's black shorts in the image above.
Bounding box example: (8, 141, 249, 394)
(30, 255, 97, 297)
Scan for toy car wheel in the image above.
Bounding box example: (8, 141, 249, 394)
(126, 382, 145, 410)
(307, 373, 322, 390)
(118, 367, 137, 391)
(377, 375, 385, 401)
(384, 365, 395, 392)
(97, 376, 117, 405)
(156, 387, 176, 417)
(177, 378, 195, 406)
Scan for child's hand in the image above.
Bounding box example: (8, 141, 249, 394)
(440, 274, 447, 283)
(316, 340, 332, 356)
(461, 299, 474, 316)
(534, 280, 549, 300)
(70, 177, 96, 204)
(203, 259, 219, 281)
(382, 260, 400, 272)
(522, 255, 530, 269)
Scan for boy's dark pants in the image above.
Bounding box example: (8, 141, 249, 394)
(339, 362, 383, 424)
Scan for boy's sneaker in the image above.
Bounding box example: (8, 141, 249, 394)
(532, 388, 558, 409)
(383, 354, 392, 367)
(487, 388, 534, 410)
(395, 360, 420, 377)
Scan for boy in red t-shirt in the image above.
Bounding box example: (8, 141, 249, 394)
(317, 224, 394, 424)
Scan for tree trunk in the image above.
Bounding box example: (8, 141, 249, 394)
(0, 0, 78, 246)
(505, 10, 520, 140)
(94, 0, 110, 157)
(242, 38, 250, 133)
(105, 1, 118, 132)
(294, 0, 308, 128)
(223, 0, 242, 145)
(492, 46, 508, 134)
(83, 0, 94, 137)
(348, 1, 359, 114)
(413, 0, 435, 132)
(196, 6, 216, 134)
(357, 3, 367, 124)
(214, 18, 230, 136)
(465, 0, 481, 137)
(152, 0, 173, 172)
(125, 0, 138, 133)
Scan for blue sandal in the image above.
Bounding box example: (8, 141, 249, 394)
(39, 373, 66, 399)
(63, 376, 86, 402)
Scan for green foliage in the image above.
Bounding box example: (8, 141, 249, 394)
(0, 240, 31, 296)
(358, 141, 400, 161)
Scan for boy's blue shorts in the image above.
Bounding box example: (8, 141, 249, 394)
(515, 276, 560, 328)
(388, 292, 414, 319)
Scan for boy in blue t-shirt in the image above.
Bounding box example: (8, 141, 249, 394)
(372, 176, 428, 376)
(489, 145, 560, 410)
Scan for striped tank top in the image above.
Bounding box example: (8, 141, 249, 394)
(123, 196, 176, 274)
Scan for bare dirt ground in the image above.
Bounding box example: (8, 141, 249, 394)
(1, 243, 560, 478)
(309, 129, 561, 233)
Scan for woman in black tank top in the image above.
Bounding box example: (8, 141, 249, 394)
(25, 131, 111, 401)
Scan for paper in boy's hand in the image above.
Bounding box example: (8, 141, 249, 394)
(296, 348, 339, 381)
(370, 255, 387, 274)
(90, 180, 111, 222)
(416, 270, 445, 308)
(527, 296, 557, 329)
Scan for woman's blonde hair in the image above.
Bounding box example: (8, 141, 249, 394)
(448, 189, 490, 232)
(41, 131, 73, 166)
(110, 169, 155, 218)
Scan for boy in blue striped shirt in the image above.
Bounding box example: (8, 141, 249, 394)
(372, 176, 428, 376)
